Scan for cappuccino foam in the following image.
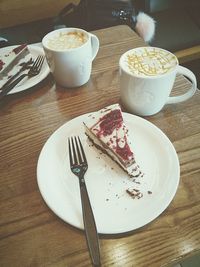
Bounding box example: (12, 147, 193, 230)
(47, 31, 88, 50)
(123, 47, 177, 76)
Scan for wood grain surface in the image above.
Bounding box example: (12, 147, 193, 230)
(0, 25, 200, 267)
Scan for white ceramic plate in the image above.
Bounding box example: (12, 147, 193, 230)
(0, 44, 50, 94)
(37, 113, 180, 234)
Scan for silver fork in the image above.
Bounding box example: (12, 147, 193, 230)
(68, 136, 101, 267)
(0, 57, 34, 90)
(0, 55, 44, 100)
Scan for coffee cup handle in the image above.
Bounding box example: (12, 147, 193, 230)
(167, 66, 197, 104)
(90, 33, 99, 61)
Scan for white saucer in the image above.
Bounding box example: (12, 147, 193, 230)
(0, 44, 50, 94)
(37, 113, 180, 234)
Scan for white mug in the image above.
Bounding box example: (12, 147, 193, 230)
(42, 28, 99, 87)
(119, 47, 197, 116)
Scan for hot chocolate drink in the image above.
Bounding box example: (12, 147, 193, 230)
(47, 30, 88, 50)
(122, 47, 177, 77)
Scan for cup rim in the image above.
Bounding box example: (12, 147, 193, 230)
(42, 27, 90, 52)
(119, 47, 179, 79)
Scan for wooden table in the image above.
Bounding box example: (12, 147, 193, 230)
(0, 25, 200, 267)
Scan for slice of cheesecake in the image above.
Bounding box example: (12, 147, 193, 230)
(83, 104, 142, 177)
(0, 44, 28, 75)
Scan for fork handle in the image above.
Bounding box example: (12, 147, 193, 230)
(0, 74, 26, 100)
(1, 69, 22, 90)
(79, 177, 101, 267)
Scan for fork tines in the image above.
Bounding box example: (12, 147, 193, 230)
(33, 55, 44, 70)
(68, 136, 87, 165)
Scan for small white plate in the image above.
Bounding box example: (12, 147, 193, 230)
(0, 44, 50, 94)
(37, 113, 180, 234)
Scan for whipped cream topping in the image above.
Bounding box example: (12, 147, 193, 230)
(122, 47, 177, 77)
(47, 31, 88, 50)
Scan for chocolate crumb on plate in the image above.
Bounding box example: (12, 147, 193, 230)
(126, 188, 143, 199)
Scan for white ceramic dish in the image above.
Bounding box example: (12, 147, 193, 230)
(0, 44, 50, 94)
(37, 113, 180, 234)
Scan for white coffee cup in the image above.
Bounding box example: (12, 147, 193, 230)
(42, 28, 99, 87)
(119, 47, 197, 116)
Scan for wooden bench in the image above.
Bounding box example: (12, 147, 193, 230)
(175, 45, 200, 64)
